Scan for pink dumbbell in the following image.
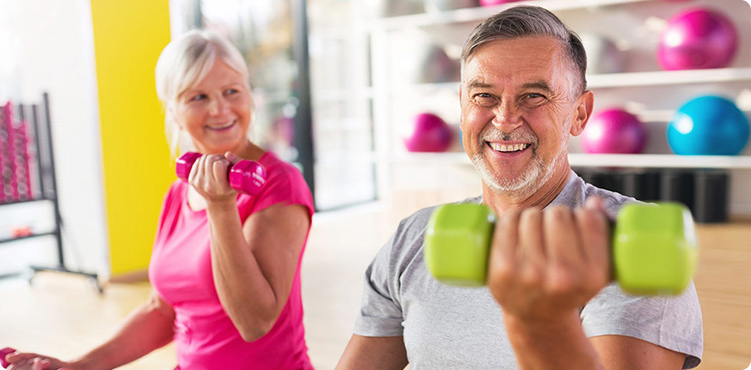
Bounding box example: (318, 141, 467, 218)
(1, 347, 14, 368)
(176, 152, 267, 196)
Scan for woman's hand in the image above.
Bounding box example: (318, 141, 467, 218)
(487, 196, 611, 324)
(5, 351, 72, 370)
(188, 151, 241, 203)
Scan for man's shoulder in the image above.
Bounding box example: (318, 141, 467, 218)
(387, 196, 483, 255)
(581, 181, 641, 218)
(567, 171, 641, 218)
(397, 196, 483, 231)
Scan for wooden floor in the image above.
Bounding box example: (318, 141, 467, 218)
(0, 207, 749, 370)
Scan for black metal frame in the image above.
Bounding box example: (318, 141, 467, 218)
(0, 93, 101, 292)
(290, 0, 316, 199)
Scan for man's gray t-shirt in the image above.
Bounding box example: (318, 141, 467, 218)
(354, 171, 703, 369)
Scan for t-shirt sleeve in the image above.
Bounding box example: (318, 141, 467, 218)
(354, 231, 406, 337)
(247, 161, 314, 218)
(581, 282, 703, 369)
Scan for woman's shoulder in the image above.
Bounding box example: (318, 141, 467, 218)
(258, 151, 306, 185)
(240, 151, 313, 215)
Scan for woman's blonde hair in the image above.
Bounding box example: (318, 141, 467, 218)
(155, 29, 252, 157)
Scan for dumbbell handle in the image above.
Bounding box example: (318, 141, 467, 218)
(424, 202, 698, 295)
(176, 152, 266, 196)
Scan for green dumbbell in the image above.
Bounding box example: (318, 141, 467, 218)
(424, 202, 698, 295)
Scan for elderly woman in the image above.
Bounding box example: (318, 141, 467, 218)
(5, 30, 315, 370)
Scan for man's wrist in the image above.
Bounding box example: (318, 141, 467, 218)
(503, 310, 583, 345)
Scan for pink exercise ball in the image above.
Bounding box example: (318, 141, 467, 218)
(404, 113, 453, 152)
(581, 109, 646, 154)
(479, 0, 523, 6)
(658, 8, 738, 70)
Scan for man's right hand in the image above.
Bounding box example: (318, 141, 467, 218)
(486, 196, 610, 324)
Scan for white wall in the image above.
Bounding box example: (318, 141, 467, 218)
(0, 0, 109, 279)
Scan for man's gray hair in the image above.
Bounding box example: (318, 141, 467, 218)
(461, 5, 588, 95)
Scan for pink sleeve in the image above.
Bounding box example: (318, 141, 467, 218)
(246, 161, 314, 219)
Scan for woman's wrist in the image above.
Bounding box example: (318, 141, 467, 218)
(206, 197, 237, 213)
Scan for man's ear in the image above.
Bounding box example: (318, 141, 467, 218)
(570, 90, 593, 137)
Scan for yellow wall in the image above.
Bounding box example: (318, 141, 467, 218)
(90, 0, 173, 277)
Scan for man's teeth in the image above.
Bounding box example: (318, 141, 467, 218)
(490, 143, 530, 152)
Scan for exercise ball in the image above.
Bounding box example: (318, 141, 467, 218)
(658, 8, 738, 70)
(404, 43, 460, 84)
(667, 95, 750, 155)
(581, 108, 646, 154)
(404, 113, 453, 152)
(580, 33, 627, 74)
(479, 0, 522, 6)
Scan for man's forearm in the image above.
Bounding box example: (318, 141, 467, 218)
(505, 311, 603, 370)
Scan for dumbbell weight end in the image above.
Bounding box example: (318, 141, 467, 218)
(612, 203, 698, 295)
(1, 347, 15, 368)
(424, 204, 495, 287)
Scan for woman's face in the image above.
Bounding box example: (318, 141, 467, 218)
(173, 59, 252, 155)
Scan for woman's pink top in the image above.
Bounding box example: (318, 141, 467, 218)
(149, 152, 315, 370)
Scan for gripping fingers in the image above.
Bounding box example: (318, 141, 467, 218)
(542, 206, 583, 292)
(543, 206, 581, 267)
(189, 154, 234, 197)
(575, 199, 610, 285)
(204, 154, 231, 184)
(488, 208, 521, 284)
(518, 208, 545, 264)
(6, 356, 49, 370)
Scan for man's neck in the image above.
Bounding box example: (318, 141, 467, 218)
(481, 166, 572, 216)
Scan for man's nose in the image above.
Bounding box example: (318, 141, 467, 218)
(491, 100, 522, 130)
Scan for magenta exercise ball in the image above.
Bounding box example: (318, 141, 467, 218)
(479, 0, 523, 6)
(581, 109, 647, 154)
(404, 113, 453, 152)
(658, 8, 738, 70)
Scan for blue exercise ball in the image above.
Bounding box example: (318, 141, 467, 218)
(667, 95, 749, 155)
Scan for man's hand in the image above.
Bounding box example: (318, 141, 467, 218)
(487, 197, 610, 323)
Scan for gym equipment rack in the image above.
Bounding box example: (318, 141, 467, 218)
(0, 93, 102, 292)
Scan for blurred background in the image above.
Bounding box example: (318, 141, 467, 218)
(0, 0, 750, 369)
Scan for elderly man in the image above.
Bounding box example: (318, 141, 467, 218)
(336, 5, 702, 370)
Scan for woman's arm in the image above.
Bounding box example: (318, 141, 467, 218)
(206, 200, 310, 342)
(7, 288, 175, 370)
(188, 152, 310, 342)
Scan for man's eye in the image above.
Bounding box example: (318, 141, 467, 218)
(225, 88, 239, 95)
(521, 93, 547, 107)
(525, 93, 544, 100)
(472, 93, 497, 107)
